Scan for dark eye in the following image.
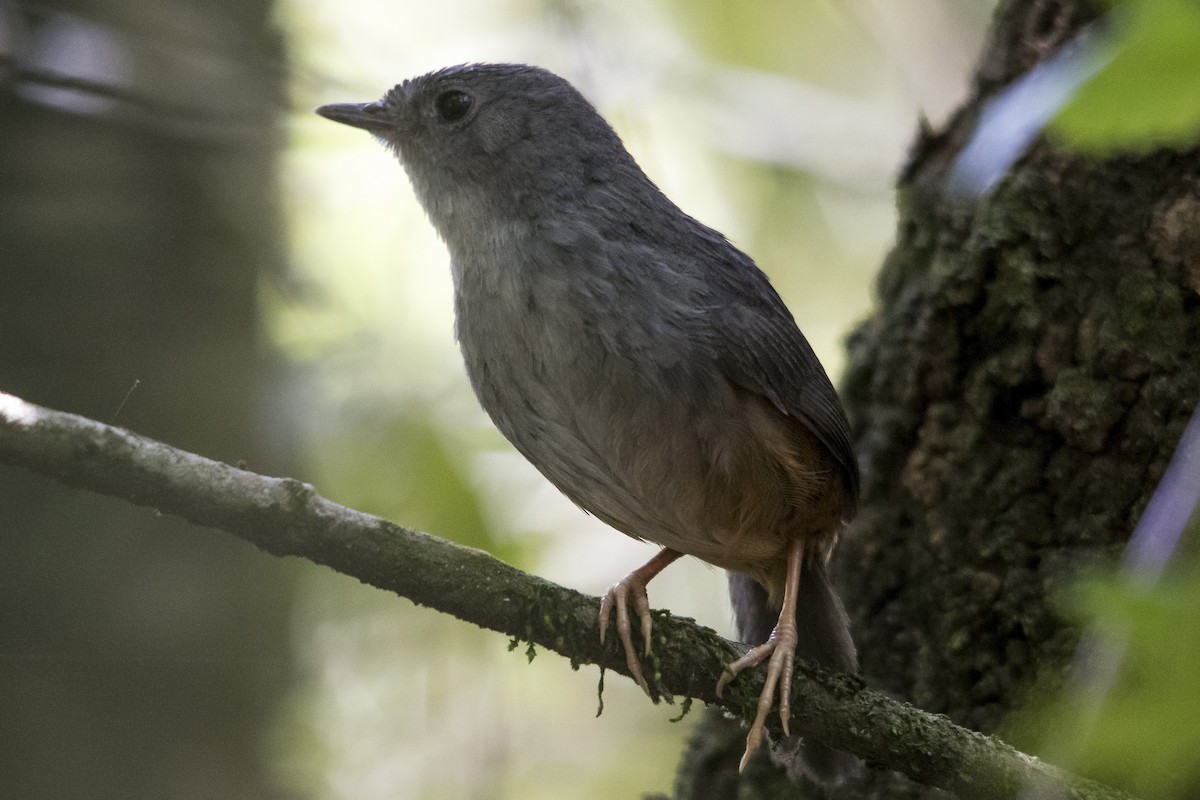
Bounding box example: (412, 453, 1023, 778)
(435, 90, 473, 122)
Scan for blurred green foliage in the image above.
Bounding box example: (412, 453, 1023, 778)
(1028, 550, 1200, 799)
(1053, 0, 1200, 151)
(669, 1, 851, 85)
(310, 404, 524, 563)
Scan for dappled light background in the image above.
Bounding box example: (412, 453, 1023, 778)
(0, 1, 993, 799)
(278, 1, 991, 798)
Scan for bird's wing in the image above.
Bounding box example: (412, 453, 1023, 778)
(705, 250, 861, 509)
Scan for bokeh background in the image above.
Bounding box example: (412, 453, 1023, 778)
(1, 1, 993, 798)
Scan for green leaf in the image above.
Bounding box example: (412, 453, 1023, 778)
(1052, 0, 1200, 151)
(1026, 561, 1200, 798)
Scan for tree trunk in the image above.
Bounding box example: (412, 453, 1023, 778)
(674, 0, 1200, 796)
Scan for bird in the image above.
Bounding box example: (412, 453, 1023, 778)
(316, 62, 860, 781)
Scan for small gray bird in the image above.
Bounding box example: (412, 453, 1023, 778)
(316, 63, 859, 782)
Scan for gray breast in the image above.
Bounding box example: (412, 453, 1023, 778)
(453, 251, 722, 541)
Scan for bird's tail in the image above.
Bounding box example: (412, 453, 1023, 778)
(728, 559, 859, 783)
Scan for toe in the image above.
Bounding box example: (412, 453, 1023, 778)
(633, 590, 653, 656)
(599, 579, 652, 695)
(616, 588, 651, 694)
(717, 640, 776, 697)
(598, 591, 614, 645)
(777, 646, 795, 735)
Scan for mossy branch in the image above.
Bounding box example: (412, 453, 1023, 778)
(0, 389, 1135, 800)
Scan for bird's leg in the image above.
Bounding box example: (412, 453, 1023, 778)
(716, 538, 804, 771)
(599, 547, 682, 695)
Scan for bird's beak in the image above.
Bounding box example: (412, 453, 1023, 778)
(315, 101, 392, 133)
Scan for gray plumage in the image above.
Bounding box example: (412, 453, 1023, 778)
(316, 63, 860, 783)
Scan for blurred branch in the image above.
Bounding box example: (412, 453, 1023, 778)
(0, 54, 272, 142)
(0, 390, 1137, 800)
(1, 54, 143, 107)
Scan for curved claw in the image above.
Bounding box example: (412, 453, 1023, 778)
(719, 610, 799, 771)
(719, 539, 808, 771)
(596, 549, 681, 697)
(599, 574, 653, 695)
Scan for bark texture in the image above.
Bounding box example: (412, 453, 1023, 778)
(675, 0, 1200, 797)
